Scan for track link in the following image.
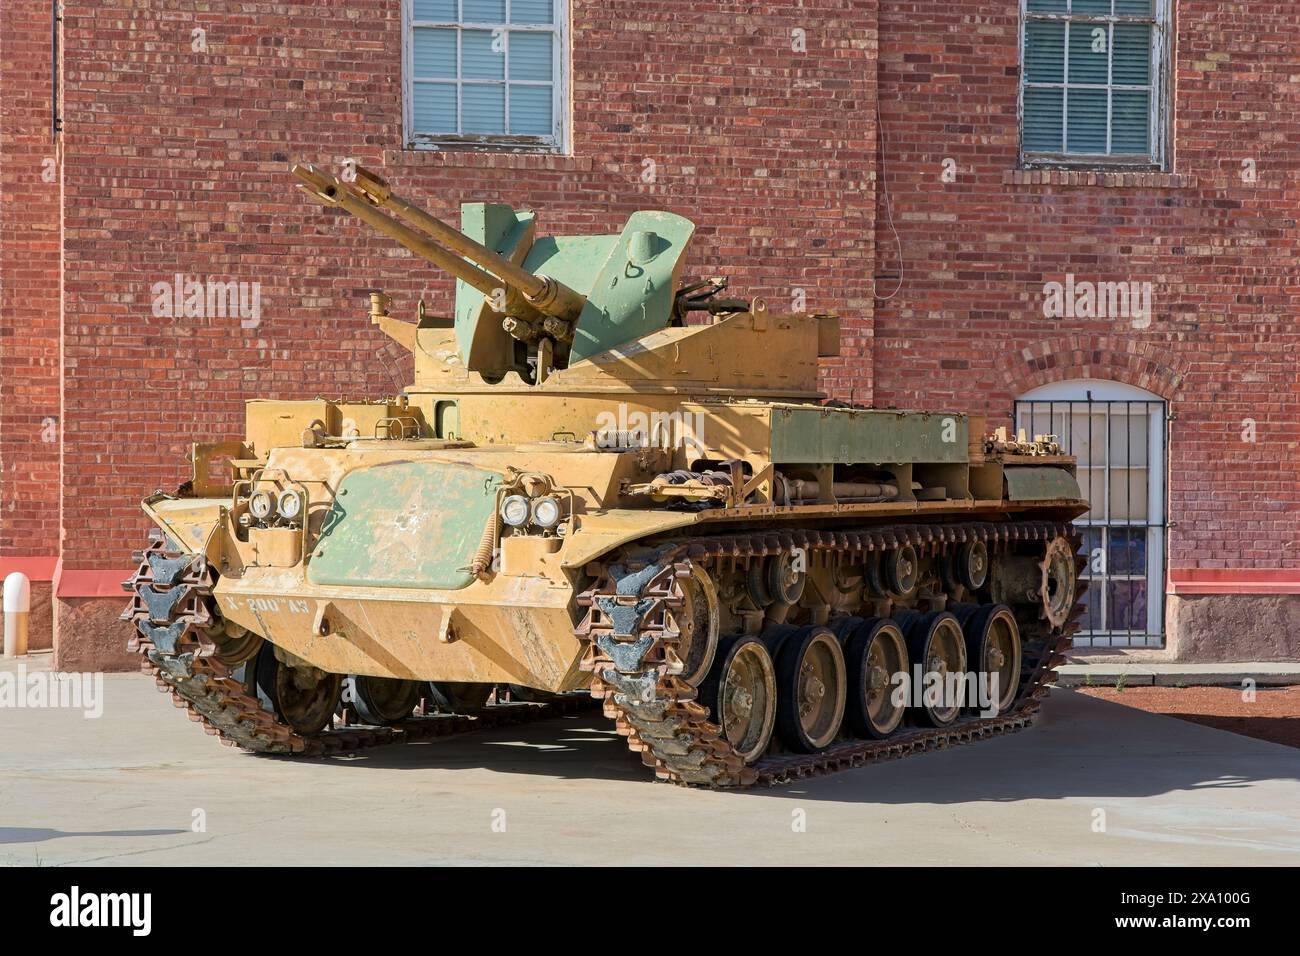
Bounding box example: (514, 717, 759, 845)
(576, 520, 1085, 787)
(122, 543, 595, 757)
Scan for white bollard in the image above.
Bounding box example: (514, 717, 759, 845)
(3, 572, 31, 658)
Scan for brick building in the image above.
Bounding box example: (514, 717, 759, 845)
(1, 1, 1296, 669)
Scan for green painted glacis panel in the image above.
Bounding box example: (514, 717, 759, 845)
(1003, 466, 1081, 502)
(307, 461, 501, 591)
(770, 407, 969, 464)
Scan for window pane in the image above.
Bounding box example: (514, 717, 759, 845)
(1108, 410, 1149, 466)
(1108, 468, 1149, 521)
(462, 30, 505, 79)
(1024, 21, 1065, 83)
(1073, 0, 1111, 13)
(1080, 466, 1106, 519)
(412, 28, 456, 79)
(511, 0, 553, 24)
(413, 0, 456, 19)
(1112, 90, 1150, 153)
(1107, 578, 1147, 631)
(510, 31, 552, 81)
(1078, 582, 1102, 632)
(1023, 88, 1064, 151)
(1027, 0, 1067, 10)
(464, 0, 506, 21)
(1079, 526, 1104, 572)
(1068, 23, 1109, 84)
(1109, 527, 1147, 575)
(412, 83, 456, 133)
(509, 84, 552, 134)
(1114, 0, 1153, 14)
(463, 84, 505, 132)
(1053, 409, 1106, 464)
(1066, 87, 1107, 152)
(1112, 23, 1152, 85)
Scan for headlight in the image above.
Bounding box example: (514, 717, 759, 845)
(248, 490, 274, 520)
(531, 495, 562, 528)
(277, 489, 302, 521)
(500, 494, 530, 527)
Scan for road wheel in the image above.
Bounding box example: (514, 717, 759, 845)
(700, 634, 777, 765)
(250, 642, 342, 735)
(774, 625, 846, 752)
(844, 618, 908, 739)
(958, 604, 1021, 714)
(427, 681, 494, 712)
(349, 676, 422, 725)
(896, 610, 967, 727)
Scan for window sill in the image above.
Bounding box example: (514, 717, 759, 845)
(1004, 168, 1194, 189)
(383, 146, 589, 171)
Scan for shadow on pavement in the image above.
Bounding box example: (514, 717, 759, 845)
(0, 827, 187, 845)
(274, 690, 1300, 803)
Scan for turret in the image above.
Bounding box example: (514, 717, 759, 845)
(293, 162, 697, 383)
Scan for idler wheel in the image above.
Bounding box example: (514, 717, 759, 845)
(772, 624, 847, 752)
(700, 634, 777, 764)
(893, 609, 967, 727)
(671, 565, 721, 686)
(210, 619, 262, 666)
(843, 618, 908, 739)
(348, 676, 422, 725)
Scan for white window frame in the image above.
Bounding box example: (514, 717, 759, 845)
(1018, 0, 1172, 169)
(1017, 379, 1167, 648)
(402, 0, 570, 152)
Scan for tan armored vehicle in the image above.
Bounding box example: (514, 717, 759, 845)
(124, 163, 1086, 786)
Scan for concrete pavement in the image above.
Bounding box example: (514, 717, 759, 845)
(2, 655, 1298, 866)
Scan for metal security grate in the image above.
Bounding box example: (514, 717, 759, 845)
(1015, 395, 1168, 647)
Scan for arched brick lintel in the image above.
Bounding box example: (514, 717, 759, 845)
(995, 335, 1188, 402)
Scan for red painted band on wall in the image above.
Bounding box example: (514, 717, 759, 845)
(0, 556, 60, 581)
(1169, 568, 1300, 595)
(55, 568, 136, 599)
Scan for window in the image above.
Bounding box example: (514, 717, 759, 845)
(1020, 0, 1169, 167)
(404, 0, 568, 150)
(1016, 381, 1167, 648)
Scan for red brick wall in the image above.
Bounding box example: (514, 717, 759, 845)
(0, 0, 62, 564)
(10, 0, 1297, 590)
(54, 0, 879, 570)
(872, 0, 1300, 570)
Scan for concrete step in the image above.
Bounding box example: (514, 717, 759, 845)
(1057, 661, 1300, 688)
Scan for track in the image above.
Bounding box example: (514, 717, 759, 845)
(124, 519, 1081, 786)
(576, 520, 1084, 787)
(122, 543, 594, 756)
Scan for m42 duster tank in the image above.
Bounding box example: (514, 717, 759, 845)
(124, 163, 1088, 787)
